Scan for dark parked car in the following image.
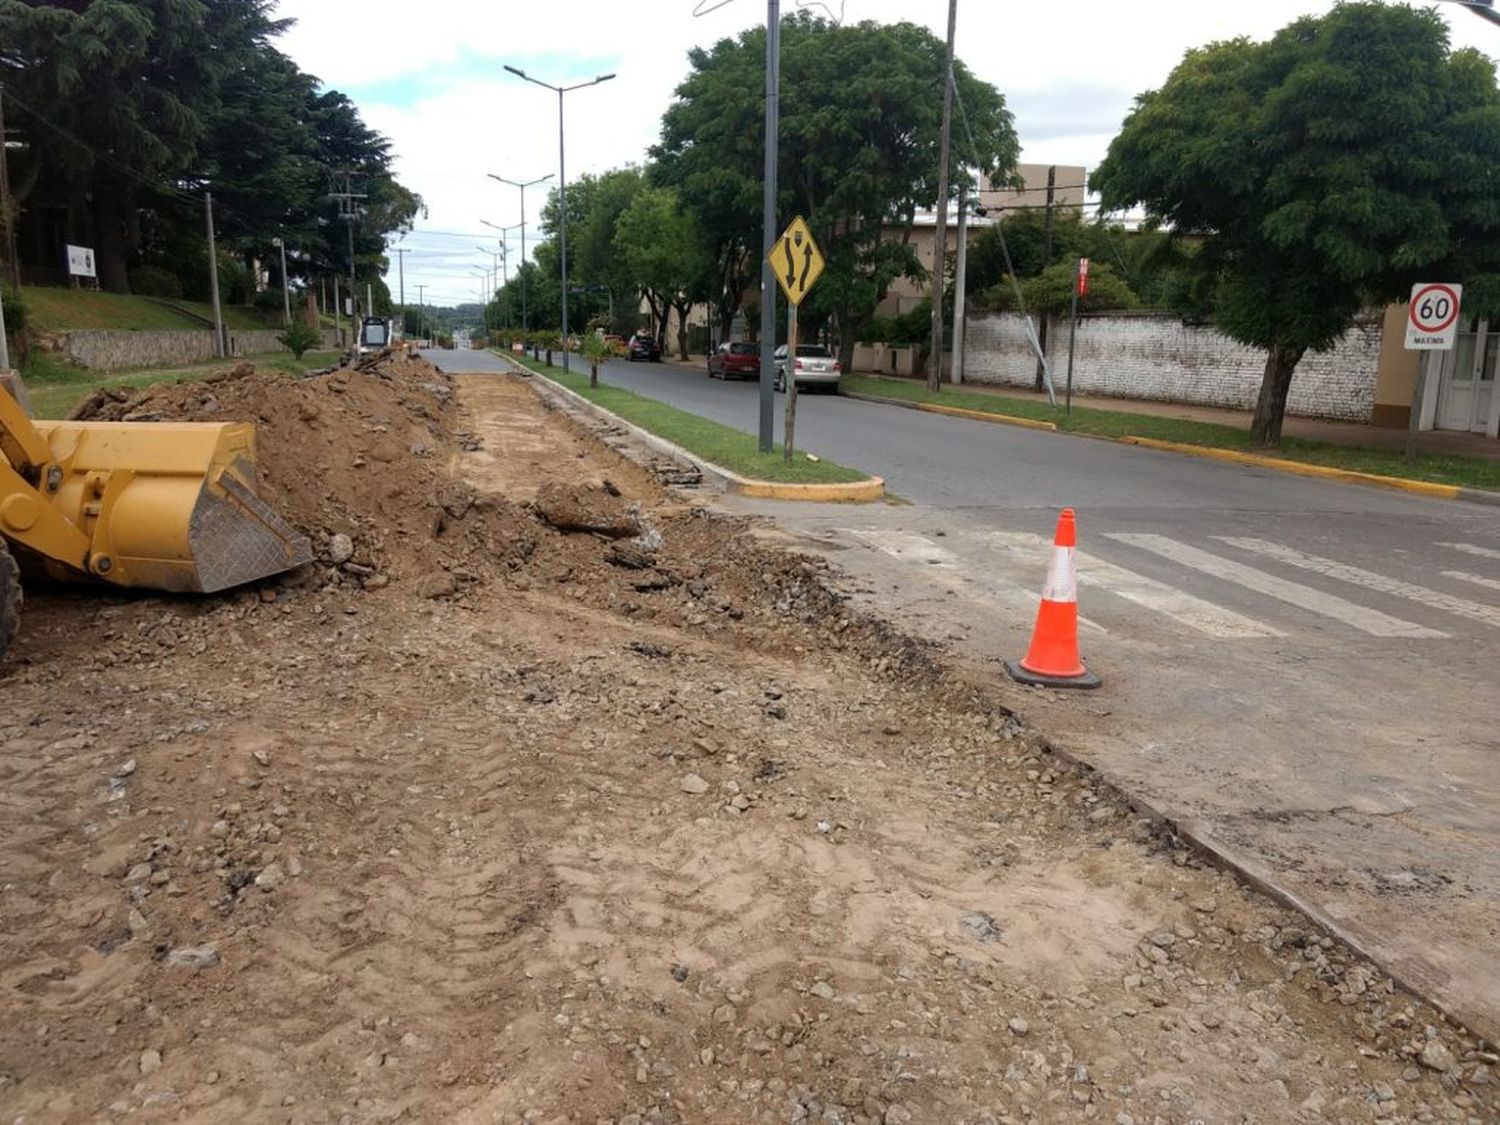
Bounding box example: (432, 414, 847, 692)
(707, 341, 761, 380)
(627, 333, 661, 362)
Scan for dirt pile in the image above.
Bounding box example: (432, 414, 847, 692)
(69, 353, 538, 594)
(67, 357, 937, 680)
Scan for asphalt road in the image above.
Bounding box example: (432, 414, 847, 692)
(431, 347, 1500, 1040)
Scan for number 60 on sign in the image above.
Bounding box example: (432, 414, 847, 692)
(1404, 282, 1463, 351)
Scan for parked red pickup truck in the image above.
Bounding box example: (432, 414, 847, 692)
(707, 341, 761, 380)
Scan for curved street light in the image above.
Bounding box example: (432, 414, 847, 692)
(502, 67, 616, 372)
(487, 180, 551, 335)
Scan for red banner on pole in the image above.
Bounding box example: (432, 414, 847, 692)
(1077, 257, 1090, 297)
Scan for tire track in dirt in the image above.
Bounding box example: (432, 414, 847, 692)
(1, 363, 1493, 1124)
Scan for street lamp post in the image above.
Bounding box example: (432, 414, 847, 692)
(488, 178, 552, 336)
(480, 220, 524, 327)
(502, 67, 616, 373)
(1438, 0, 1500, 26)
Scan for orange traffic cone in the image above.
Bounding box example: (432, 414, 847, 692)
(1006, 509, 1101, 689)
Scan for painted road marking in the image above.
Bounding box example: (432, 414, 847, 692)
(1218, 537, 1500, 631)
(1444, 570, 1500, 594)
(1438, 542, 1500, 563)
(839, 528, 1106, 632)
(1106, 534, 1446, 639)
(843, 528, 960, 568)
(983, 532, 1282, 639)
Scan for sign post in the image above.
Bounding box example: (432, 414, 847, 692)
(767, 215, 825, 462)
(1403, 282, 1463, 465)
(1065, 258, 1089, 416)
(65, 244, 96, 291)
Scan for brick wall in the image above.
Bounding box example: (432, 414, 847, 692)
(963, 312, 1382, 423)
(58, 328, 338, 371)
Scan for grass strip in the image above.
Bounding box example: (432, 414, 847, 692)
(843, 373, 1499, 493)
(25, 351, 342, 419)
(20, 286, 271, 332)
(514, 355, 871, 485)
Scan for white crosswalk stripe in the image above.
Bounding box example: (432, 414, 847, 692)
(1218, 537, 1500, 631)
(1438, 542, 1500, 562)
(1443, 570, 1500, 594)
(1106, 533, 1446, 638)
(983, 532, 1282, 639)
(839, 528, 1106, 632)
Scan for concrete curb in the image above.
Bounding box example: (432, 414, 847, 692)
(841, 389, 1058, 432)
(1118, 436, 1488, 502)
(495, 355, 886, 503)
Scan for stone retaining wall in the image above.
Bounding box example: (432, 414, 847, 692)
(57, 328, 338, 371)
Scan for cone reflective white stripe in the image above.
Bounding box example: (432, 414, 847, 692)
(1006, 508, 1101, 689)
(1040, 546, 1079, 604)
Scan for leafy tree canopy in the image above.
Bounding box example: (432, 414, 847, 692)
(0, 0, 421, 297)
(652, 11, 1018, 366)
(1093, 1, 1500, 444)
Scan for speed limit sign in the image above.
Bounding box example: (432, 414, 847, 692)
(1405, 282, 1463, 350)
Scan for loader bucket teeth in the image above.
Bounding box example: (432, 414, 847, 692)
(187, 465, 314, 593)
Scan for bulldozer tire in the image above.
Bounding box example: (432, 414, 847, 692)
(0, 538, 19, 664)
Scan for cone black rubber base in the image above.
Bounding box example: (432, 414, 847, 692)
(1005, 660, 1101, 690)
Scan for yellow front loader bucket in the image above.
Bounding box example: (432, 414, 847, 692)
(1, 390, 312, 594)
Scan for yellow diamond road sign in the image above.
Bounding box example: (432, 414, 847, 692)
(769, 215, 824, 306)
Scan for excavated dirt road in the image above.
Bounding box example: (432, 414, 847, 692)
(0, 360, 1494, 1124)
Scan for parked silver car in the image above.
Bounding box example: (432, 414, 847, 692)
(773, 343, 842, 391)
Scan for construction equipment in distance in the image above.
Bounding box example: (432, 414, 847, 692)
(0, 374, 313, 662)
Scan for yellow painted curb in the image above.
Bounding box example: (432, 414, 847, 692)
(1120, 436, 1463, 499)
(728, 475, 886, 502)
(914, 402, 1058, 431)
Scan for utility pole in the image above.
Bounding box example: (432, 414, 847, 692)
(927, 0, 958, 392)
(272, 237, 291, 325)
(394, 247, 408, 336)
(416, 283, 426, 344)
(0, 85, 20, 291)
(205, 192, 225, 358)
(952, 183, 969, 385)
(0, 268, 9, 370)
(330, 171, 366, 341)
(758, 0, 781, 452)
(556, 92, 569, 368)
(1034, 165, 1057, 391)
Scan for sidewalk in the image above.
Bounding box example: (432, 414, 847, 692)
(922, 377, 1500, 462)
(666, 357, 1498, 461)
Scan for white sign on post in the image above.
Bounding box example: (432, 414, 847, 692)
(66, 244, 97, 279)
(1405, 282, 1463, 350)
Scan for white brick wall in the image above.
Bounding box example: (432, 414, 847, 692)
(963, 313, 1381, 423)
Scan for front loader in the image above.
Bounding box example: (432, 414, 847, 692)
(0, 374, 312, 662)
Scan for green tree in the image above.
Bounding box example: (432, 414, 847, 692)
(614, 186, 710, 360)
(1094, 2, 1500, 446)
(653, 12, 1018, 369)
(556, 168, 648, 325)
(1020, 262, 1138, 317)
(1, 0, 221, 290)
(0, 0, 420, 299)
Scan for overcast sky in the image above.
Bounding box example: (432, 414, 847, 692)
(270, 0, 1497, 308)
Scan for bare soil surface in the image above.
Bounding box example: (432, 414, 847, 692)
(1, 360, 1494, 1124)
